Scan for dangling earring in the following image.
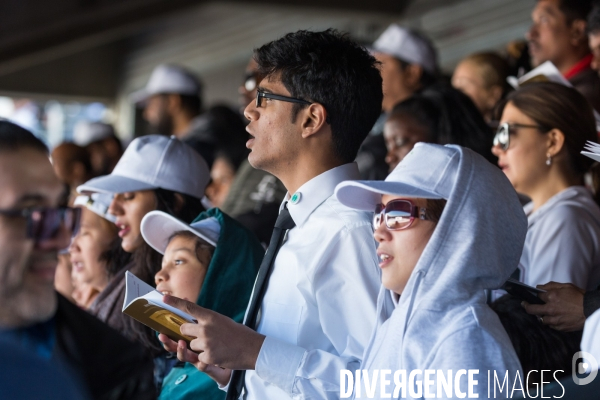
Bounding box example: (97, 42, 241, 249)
(546, 156, 552, 166)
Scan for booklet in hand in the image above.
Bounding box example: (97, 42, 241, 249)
(501, 278, 546, 305)
(582, 141, 600, 163)
(122, 271, 196, 343)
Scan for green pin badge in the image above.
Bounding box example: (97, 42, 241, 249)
(290, 192, 301, 204)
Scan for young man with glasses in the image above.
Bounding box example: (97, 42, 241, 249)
(0, 120, 155, 399)
(160, 29, 383, 399)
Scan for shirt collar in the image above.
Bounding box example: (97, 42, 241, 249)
(564, 54, 593, 80)
(282, 162, 361, 228)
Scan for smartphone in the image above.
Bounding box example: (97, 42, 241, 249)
(501, 278, 546, 305)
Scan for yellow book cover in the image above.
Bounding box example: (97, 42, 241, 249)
(122, 271, 195, 343)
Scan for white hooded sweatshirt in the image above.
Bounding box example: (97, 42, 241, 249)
(336, 144, 526, 399)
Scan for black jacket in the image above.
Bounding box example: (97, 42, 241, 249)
(54, 294, 156, 400)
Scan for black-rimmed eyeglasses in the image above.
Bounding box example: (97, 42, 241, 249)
(0, 206, 81, 241)
(256, 90, 312, 108)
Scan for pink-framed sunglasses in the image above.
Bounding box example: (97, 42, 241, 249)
(373, 199, 429, 230)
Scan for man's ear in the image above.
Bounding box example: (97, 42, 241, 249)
(546, 128, 566, 158)
(300, 103, 328, 139)
(570, 19, 588, 46)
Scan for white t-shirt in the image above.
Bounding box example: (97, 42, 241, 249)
(518, 186, 600, 290)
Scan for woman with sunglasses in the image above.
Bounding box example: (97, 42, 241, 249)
(335, 143, 524, 397)
(77, 134, 209, 388)
(491, 82, 600, 292)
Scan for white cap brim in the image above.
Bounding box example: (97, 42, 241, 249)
(141, 211, 219, 254)
(77, 174, 157, 195)
(335, 180, 443, 211)
(130, 88, 150, 105)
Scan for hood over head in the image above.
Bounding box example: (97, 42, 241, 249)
(192, 208, 263, 321)
(336, 143, 527, 310)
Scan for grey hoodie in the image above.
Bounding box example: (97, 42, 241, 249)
(341, 144, 526, 399)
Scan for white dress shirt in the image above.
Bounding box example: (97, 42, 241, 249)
(241, 162, 381, 399)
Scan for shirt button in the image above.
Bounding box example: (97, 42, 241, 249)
(290, 192, 302, 205)
(175, 374, 187, 385)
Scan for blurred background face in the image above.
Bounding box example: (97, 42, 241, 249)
(383, 113, 429, 171)
(527, 0, 572, 68)
(206, 157, 236, 208)
(375, 52, 417, 112)
(0, 148, 70, 328)
(155, 235, 210, 302)
(143, 94, 173, 134)
(239, 58, 264, 114)
(69, 207, 115, 289)
(491, 102, 549, 195)
(109, 190, 156, 253)
(374, 195, 436, 295)
(452, 60, 498, 118)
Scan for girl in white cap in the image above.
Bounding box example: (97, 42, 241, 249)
(140, 207, 263, 400)
(77, 134, 210, 386)
(69, 193, 129, 309)
(335, 143, 524, 398)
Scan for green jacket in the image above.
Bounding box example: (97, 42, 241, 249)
(159, 208, 264, 400)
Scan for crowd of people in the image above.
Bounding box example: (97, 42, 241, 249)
(2, 0, 600, 399)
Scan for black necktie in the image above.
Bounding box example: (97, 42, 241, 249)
(226, 205, 296, 400)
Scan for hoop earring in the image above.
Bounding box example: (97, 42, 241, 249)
(546, 156, 552, 166)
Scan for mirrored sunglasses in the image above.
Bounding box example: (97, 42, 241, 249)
(373, 199, 428, 231)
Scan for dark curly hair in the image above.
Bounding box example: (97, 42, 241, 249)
(254, 29, 383, 164)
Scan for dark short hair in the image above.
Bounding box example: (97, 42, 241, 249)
(539, 0, 593, 24)
(588, 4, 600, 34)
(178, 94, 202, 116)
(254, 29, 383, 164)
(0, 120, 48, 154)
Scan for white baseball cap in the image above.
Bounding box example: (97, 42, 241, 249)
(131, 64, 202, 104)
(335, 143, 458, 211)
(77, 135, 209, 200)
(372, 24, 437, 74)
(141, 210, 220, 254)
(73, 121, 115, 146)
(73, 193, 117, 223)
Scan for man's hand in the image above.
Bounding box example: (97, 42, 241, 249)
(158, 334, 233, 386)
(161, 295, 266, 371)
(522, 281, 586, 331)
